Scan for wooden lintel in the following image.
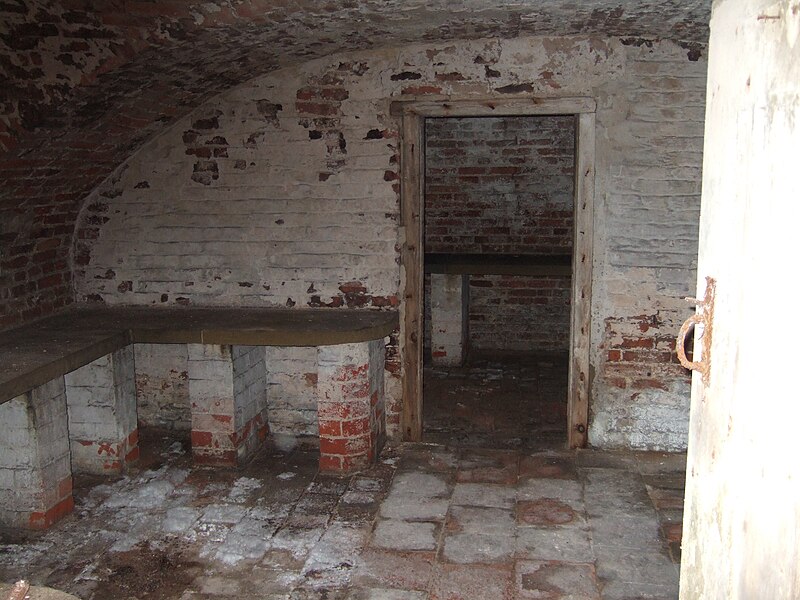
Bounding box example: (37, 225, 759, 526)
(391, 96, 596, 118)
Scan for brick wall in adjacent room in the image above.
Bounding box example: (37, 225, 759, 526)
(469, 275, 571, 353)
(424, 116, 574, 353)
(425, 116, 574, 255)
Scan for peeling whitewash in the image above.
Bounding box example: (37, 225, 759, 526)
(72, 35, 706, 450)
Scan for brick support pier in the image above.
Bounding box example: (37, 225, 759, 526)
(0, 379, 73, 529)
(430, 273, 469, 366)
(317, 340, 386, 474)
(64, 346, 139, 474)
(188, 344, 268, 466)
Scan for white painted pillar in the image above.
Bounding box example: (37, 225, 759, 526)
(65, 346, 139, 474)
(187, 344, 268, 466)
(429, 273, 469, 366)
(0, 379, 73, 529)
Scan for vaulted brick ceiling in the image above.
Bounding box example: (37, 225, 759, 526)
(2, 0, 711, 147)
(0, 0, 710, 328)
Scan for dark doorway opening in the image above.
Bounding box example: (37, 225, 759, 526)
(421, 115, 576, 449)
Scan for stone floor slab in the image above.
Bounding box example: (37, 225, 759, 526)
(447, 505, 515, 536)
(575, 451, 638, 471)
(390, 473, 450, 498)
(441, 532, 515, 564)
(517, 478, 584, 506)
(346, 588, 428, 600)
(430, 563, 515, 600)
(0, 423, 684, 600)
(350, 549, 435, 592)
(634, 452, 687, 476)
(516, 526, 594, 563)
(372, 520, 438, 552)
(450, 483, 516, 509)
(519, 453, 579, 480)
(588, 514, 663, 550)
(456, 465, 518, 485)
(379, 496, 450, 522)
(594, 545, 678, 586)
(396, 447, 458, 474)
(516, 498, 586, 527)
(515, 560, 600, 599)
(599, 580, 679, 600)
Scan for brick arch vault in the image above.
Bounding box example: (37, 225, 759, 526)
(0, 0, 709, 329)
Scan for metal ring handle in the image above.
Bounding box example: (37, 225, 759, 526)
(676, 314, 704, 373)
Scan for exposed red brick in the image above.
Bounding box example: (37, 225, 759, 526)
(633, 378, 668, 390)
(319, 436, 349, 456)
(319, 454, 342, 472)
(318, 401, 369, 421)
(320, 87, 349, 100)
(57, 476, 73, 499)
(607, 376, 628, 388)
(28, 496, 74, 530)
(193, 449, 238, 467)
(124, 446, 140, 463)
(190, 430, 214, 448)
(296, 101, 339, 116)
(127, 429, 139, 445)
(318, 420, 343, 437)
(344, 435, 371, 454)
(621, 337, 655, 349)
(342, 417, 370, 437)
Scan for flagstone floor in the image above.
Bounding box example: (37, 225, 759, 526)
(0, 354, 685, 599)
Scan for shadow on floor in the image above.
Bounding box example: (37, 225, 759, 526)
(423, 351, 568, 450)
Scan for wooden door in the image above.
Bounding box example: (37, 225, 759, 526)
(679, 1, 800, 597)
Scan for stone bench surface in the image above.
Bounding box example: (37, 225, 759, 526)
(0, 306, 398, 405)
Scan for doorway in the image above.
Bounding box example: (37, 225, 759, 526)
(397, 98, 595, 448)
(423, 114, 574, 448)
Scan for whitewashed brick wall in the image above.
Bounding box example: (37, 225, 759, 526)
(589, 44, 706, 450)
(134, 343, 191, 430)
(73, 35, 707, 450)
(64, 347, 136, 439)
(264, 346, 319, 445)
(231, 344, 269, 457)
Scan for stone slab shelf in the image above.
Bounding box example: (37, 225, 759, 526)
(0, 306, 399, 405)
(424, 253, 572, 277)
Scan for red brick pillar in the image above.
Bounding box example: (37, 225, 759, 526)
(0, 379, 74, 529)
(188, 344, 268, 466)
(317, 339, 385, 474)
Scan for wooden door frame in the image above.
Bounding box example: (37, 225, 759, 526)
(396, 96, 596, 448)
